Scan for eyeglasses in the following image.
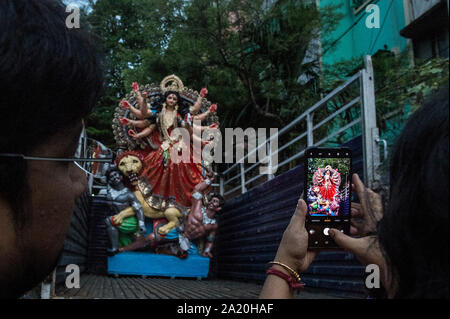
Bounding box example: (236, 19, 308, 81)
(0, 131, 114, 178)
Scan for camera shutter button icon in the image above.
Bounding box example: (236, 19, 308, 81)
(323, 228, 330, 236)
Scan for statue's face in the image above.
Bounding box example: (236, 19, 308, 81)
(108, 170, 122, 187)
(166, 93, 178, 107)
(118, 155, 142, 185)
(208, 196, 221, 213)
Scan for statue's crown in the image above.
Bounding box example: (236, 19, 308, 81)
(160, 74, 184, 94)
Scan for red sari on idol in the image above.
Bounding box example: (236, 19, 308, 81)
(139, 115, 206, 209)
(319, 178, 337, 202)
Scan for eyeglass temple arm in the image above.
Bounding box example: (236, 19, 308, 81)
(0, 153, 113, 163)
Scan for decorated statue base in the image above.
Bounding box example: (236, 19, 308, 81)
(107, 220, 210, 279)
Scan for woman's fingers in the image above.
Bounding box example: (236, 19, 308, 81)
(367, 189, 384, 221)
(329, 228, 365, 254)
(352, 174, 365, 196)
(350, 225, 360, 236)
(329, 229, 383, 267)
(292, 199, 307, 229)
(351, 202, 362, 217)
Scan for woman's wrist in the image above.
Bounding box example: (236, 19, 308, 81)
(266, 262, 305, 294)
(274, 251, 300, 274)
(269, 264, 291, 276)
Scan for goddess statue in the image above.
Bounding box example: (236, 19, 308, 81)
(111, 75, 221, 247)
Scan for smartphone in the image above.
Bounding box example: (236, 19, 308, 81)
(304, 147, 352, 249)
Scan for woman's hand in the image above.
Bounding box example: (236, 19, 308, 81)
(328, 229, 390, 294)
(132, 82, 139, 92)
(260, 198, 317, 299)
(328, 174, 390, 293)
(274, 198, 318, 274)
(349, 174, 384, 237)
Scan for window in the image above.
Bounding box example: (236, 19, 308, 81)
(351, 0, 373, 15)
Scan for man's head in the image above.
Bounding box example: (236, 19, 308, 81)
(0, 0, 103, 298)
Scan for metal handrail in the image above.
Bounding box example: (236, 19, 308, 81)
(222, 72, 361, 176)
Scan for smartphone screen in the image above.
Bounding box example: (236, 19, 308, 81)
(304, 148, 352, 249)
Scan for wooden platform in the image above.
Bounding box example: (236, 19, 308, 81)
(54, 274, 341, 299)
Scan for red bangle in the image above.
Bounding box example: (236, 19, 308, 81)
(266, 267, 305, 293)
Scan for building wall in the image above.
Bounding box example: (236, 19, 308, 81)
(319, 0, 408, 67)
(402, 0, 449, 60)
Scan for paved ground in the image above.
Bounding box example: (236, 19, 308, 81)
(55, 274, 341, 299)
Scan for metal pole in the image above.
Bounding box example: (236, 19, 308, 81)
(360, 55, 380, 188)
(267, 141, 275, 181)
(307, 113, 314, 147)
(88, 174, 94, 195)
(240, 163, 247, 193)
(219, 176, 224, 196)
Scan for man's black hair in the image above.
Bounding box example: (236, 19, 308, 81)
(0, 0, 104, 228)
(209, 192, 225, 207)
(377, 87, 449, 298)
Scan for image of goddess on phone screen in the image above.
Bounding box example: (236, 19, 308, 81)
(306, 158, 351, 218)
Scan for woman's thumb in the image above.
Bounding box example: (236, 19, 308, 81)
(328, 228, 362, 253)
